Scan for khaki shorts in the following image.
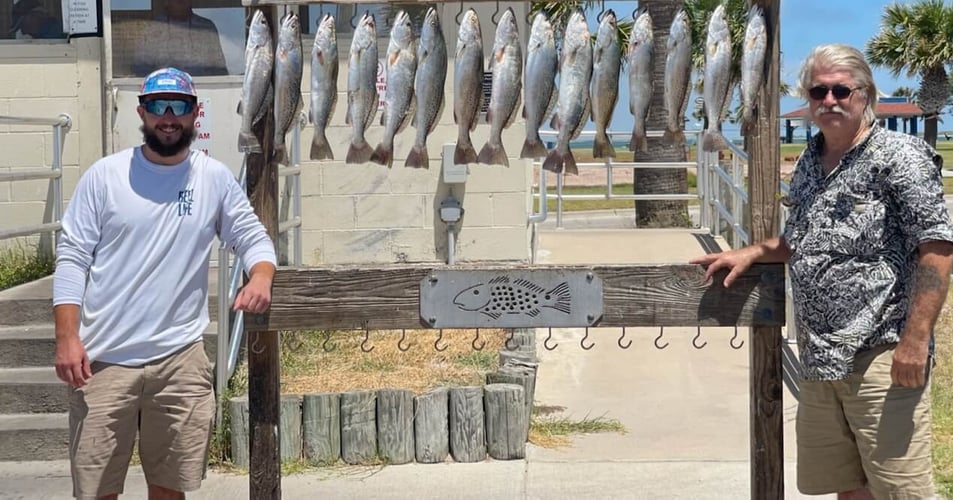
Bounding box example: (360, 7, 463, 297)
(797, 344, 934, 499)
(68, 342, 215, 499)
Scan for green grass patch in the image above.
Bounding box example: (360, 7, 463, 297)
(534, 172, 698, 213)
(0, 243, 54, 291)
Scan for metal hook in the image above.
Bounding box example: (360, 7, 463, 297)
(360, 329, 374, 353)
(455, 1, 465, 25)
(322, 331, 335, 352)
(472, 329, 485, 351)
(654, 326, 669, 350)
(397, 329, 411, 352)
(618, 327, 632, 349)
(435, 329, 449, 352)
(350, 8, 361, 29)
(692, 326, 708, 350)
(580, 328, 595, 350)
(491, 0, 501, 25)
(597, 0, 607, 22)
(730, 326, 745, 350)
(505, 330, 520, 351)
(543, 328, 558, 351)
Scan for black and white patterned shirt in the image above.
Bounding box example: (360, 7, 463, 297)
(781, 124, 953, 381)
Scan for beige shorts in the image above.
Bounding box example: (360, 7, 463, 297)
(68, 341, 215, 499)
(796, 344, 934, 498)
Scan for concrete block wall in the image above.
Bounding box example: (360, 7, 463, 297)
(0, 40, 104, 250)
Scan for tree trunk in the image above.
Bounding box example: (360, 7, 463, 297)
(925, 116, 938, 149)
(633, 0, 691, 228)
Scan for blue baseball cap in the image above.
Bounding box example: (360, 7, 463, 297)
(139, 67, 197, 98)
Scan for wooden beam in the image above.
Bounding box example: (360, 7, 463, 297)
(747, 1, 784, 499)
(245, 5, 280, 499)
(244, 263, 785, 331)
(242, 0, 500, 5)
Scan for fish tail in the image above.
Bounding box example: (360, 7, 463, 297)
(454, 135, 478, 165)
(310, 132, 334, 160)
(238, 132, 262, 154)
(404, 144, 429, 169)
(346, 140, 374, 164)
(741, 114, 755, 137)
(520, 135, 548, 159)
(702, 130, 730, 152)
(592, 131, 615, 159)
(369, 141, 393, 167)
(477, 141, 509, 167)
(541, 149, 564, 174)
(545, 282, 572, 314)
(663, 128, 685, 146)
(563, 148, 579, 176)
(272, 144, 287, 165)
(628, 126, 648, 153)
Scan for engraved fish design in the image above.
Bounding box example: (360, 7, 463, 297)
(452, 276, 571, 319)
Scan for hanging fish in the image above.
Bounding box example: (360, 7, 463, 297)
(663, 10, 692, 145)
(478, 7, 522, 167)
(520, 12, 557, 160)
(543, 9, 591, 175)
(591, 10, 622, 159)
(626, 8, 653, 153)
(740, 5, 767, 136)
(273, 12, 303, 165)
(345, 12, 378, 164)
(703, 4, 733, 152)
(406, 7, 447, 169)
(453, 8, 483, 165)
(371, 11, 417, 168)
(237, 10, 273, 154)
(309, 13, 337, 161)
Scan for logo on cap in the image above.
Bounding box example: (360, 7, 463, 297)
(139, 68, 197, 97)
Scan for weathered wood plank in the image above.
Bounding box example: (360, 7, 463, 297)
(748, 1, 785, 499)
(487, 365, 536, 440)
(448, 386, 486, 463)
(340, 390, 377, 465)
(279, 395, 302, 462)
(302, 393, 341, 464)
(483, 384, 526, 460)
(414, 388, 449, 464)
(246, 264, 785, 331)
(376, 389, 415, 465)
(229, 396, 250, 468)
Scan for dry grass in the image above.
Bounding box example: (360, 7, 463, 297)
(933, 288, 953, 497)
(273, 329, 508, 396)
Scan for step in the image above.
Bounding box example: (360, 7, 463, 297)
(0, 413, 69, 461)
(0, 324, 221, 367)
(0, 367, 68, 413)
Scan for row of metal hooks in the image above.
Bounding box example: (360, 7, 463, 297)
(317, 326, 746, 353)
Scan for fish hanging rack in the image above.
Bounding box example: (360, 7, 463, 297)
(294, 326, 748, 354)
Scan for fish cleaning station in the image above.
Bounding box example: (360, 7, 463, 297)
(229, 0, 786, 498)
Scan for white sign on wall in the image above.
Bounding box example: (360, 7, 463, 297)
(193, 98, 212, 156)
(61, 0, 99, 36)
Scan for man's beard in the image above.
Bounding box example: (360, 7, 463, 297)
(141, 123, 197, 157)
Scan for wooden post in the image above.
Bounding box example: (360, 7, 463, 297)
(747, 1, 784, 498)
(245, 5, 280, 499)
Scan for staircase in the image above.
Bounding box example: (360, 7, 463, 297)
(0, 275, 221, 462)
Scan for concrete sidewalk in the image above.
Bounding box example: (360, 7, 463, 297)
(0, 227, 826, 499)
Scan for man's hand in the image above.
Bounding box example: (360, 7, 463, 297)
(54, 331, 91, 388)
(233, 262, 275, 313)
(891, 336, 930, 388)
(690, 246, 759, 288)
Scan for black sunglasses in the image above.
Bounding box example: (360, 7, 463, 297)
(808, 84, 861, 101)
(142, 99, 195, 116)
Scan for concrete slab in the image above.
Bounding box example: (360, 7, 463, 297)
(536, 229, 726, 265)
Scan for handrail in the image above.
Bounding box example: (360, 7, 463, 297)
(0, 114, 72, 255)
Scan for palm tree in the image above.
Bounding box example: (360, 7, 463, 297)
(866, 0, 953, 147)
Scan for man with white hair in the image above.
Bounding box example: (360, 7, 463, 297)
(692, 43, 953, 499)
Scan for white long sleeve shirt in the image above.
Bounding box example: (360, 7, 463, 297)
(53, 147, 276, 365)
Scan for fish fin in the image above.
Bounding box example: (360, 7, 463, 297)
(328, 92, 338, 124)
(569, 99, 589, 141)
(398, 99, 415, 134)
(254, 84, 273, 125)
(592, 131, 615, 158)
(544, 89, 558, 122)
(520, 135, 548, 159)
(503, 92, 522, 129)
(346, 140, 374, 164)
(549, 112, 559, 131)
(380, 107, 387, 126)
(563, 148, 578, 175)
(238, 132, 262, 154)
(310, 131, 333, 160)
(477, 141, 509, 167)
(702, 130, 730, 152)
(405, 145, 429, 169)
(237, 100, 243, 115)
(454, 137, 477, 165)
(544, 282, 572, 314)
(369, 141, 393, 167)
(485, 107, 492, 124)
(522, 104, 527, 119)
(345, 93, 353, 126)
(541, 149, 563, 174)
(627, 133, 648, 153)
(429, 95, 445, 135)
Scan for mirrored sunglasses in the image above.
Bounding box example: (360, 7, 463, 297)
(808, 84, 860, 101)
(142, 99, 195, 116)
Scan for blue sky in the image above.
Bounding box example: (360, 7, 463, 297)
(591, 0, 932, 140)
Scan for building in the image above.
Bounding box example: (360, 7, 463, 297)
(779, 97, 923, 143)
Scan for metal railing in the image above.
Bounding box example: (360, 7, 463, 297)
(0, 114, 72, 249)
(215, 116, 304, 425)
